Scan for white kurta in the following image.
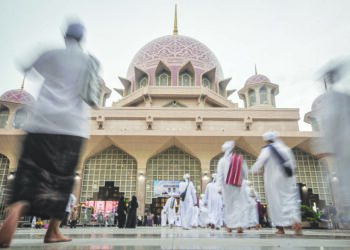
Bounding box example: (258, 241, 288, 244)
(216, 153, 247, 229)
(161, 208, 167, 226)
(164, 197, 177, 226)
(179, 180, 197, 229)
(204, 181, 223, 228)
(191, 206, 199, 227)
(252, 141, 301, 227)
(241, 181, 258, 228)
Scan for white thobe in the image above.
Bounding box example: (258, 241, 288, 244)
(216, 154, 247, 229)
(161, 209, 167, 226)
(164, 197, 177, 226)
(191, 206, 199, 227)
(241, 181, 258, 228)
(179, 180, 196, 229)
(198, 199, 209, 227)
(252, 141, 301, 227)
(204, 181, 223, 228)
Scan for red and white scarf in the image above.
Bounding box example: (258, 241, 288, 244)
(226, 153, 243, 186)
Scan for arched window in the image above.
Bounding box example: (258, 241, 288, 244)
(202, 77, 212, 89)
(137, 76, 148, 89)
(157, 72, 171, 86)
(0, 105, 9, 128)
(180, 72, 193, 86)
(260, 86, 268, 104)
(13, 107, 28, 129)
(248, 89, 256, 106)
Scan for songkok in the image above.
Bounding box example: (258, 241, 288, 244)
(221, 140, 235, 153)
(263, 131, 278, 142)
(65, 22, 85, 40)
(183, 173, 190, 180)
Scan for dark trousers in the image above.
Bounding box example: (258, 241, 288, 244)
(70, 219, 77, 228)
(60, 211, 70, 227)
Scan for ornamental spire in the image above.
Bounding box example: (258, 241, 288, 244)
(21, 73, 26, 90)
(173, 4, 178, 35)
(255, 64, 258, 75)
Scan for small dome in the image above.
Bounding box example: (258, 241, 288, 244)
(245, 74, 271, 86)
(0, 89, 35, 105)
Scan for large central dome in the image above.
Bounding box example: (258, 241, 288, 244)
(127, 35, 224, 81)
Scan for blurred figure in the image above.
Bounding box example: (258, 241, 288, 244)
(198, 194, 209, 228)
(161, 207, 167, 227)
(204, 173, 223, 229)
(70, 207, 78, 229)
(252, 132, 302, 235)
(60, 193, 76, 228)
(117, 196, 127, 228)
(318, 59, 350, 227)
(125, 196, 138, 228)
(164, 193, 177, 228)
(0, 21, 97, 247)
(216, 141, 248, 234)
(179, 173, 197, 230)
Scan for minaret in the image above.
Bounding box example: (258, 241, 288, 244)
(21, 73, 26, 90)
(173, 4, 178, 35)
(254, 64, 258, 75)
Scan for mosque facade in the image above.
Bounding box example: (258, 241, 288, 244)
(0, 14, 332, 217)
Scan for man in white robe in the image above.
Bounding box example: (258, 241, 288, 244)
(164, 194, 177, 228)
(191, 205, 199, 228)
(204, 174, 223, 229)
(198, 194, 209, 228)
(252, 131, 302, 235)
(179, 173, 197, 230)
(241, 181, 259, 229)
(161, 207, 167, 227)
(216, 141, 248, 233)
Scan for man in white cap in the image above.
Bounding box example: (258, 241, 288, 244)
(179, 173, 197, 230)
(216, 141, 248, 233)
(164, 193, 177, 228)
(0, 21, 99, 247)
(204, 173, 223, 229)
(252, 131, 302, 235)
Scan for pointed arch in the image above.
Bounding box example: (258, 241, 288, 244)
(248, 89, 256, 106)
(201, 68, 215, 90)
(292, 148, 332, 204)
(155, 61, 171, 86)
(0, 105, 9, 128)
(13, 107, 29, 129)
(178, 61, 195, 86)
(209, 147, 266, 203)
(145, 146, 201, 204)
(80, 145, 137, 202)
(134, 67, 149, 90)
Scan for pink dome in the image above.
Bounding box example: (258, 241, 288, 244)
(0, 89, 35, 105)
(245, 74, 271, 86)
(127, 35, 224, 81)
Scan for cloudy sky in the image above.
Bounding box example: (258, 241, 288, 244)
(1, 0, 349, 131)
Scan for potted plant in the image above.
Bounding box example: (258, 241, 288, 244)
(301, 205, 321, 228)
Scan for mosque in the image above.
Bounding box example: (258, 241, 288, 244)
(0, 8, 332, 218)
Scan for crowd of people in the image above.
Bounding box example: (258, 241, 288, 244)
(0, 18, 349, 248)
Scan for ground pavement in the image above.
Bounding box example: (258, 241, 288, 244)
(6, 226, 350, 249)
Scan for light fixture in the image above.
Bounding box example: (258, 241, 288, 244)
(139, 172, 144, 177)
(74, 172, 81, 180)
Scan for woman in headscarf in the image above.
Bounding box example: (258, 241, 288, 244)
(252, 131, 302, 235)
(117, 196, 127, 228)
(125, 196, 138, 228)
(179, 173, 197, 230)
(216, 140, 248, 233)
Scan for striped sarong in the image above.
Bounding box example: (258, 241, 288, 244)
(226, 153, 243, 186)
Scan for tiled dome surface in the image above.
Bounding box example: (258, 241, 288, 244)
(245, 74, 271, 86)
(0, 89, 35, 104)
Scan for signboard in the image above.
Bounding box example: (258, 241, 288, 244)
(153, 180, 180, 197)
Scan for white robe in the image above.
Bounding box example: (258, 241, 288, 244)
(164, 196, 177, 226)
(179, 180, 197, 229)
(204, 181, 223, 228)
(198, 198, 209, 227)
(216, 153, 248, 229)
(191, 206, 199, 227)
(241, 180, 258, 228)
(252, 140, 301, 227)
(161, 208, 167, 226)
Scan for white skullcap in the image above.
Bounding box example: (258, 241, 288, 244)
(263, 131, 278, 141)
(65, 22, 85, 40)
(221, 140, 235, 153)
(211, 173, 217, 178)
(183, 173, 190, 180)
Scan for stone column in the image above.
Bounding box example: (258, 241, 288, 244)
(136, 159, 147, 216)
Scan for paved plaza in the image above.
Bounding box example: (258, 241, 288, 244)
(6, 227, 350, 250)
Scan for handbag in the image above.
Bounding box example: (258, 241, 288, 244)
(80, 55, 101, 108)
(268, 144, 293, 177)
(180, 182, 190, 201)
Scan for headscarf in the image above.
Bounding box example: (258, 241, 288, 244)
(221, 140, 235, 157)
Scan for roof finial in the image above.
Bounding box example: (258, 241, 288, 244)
(255, 64, 258, 75)
(21, 73, 26, 90)
(323, 77, 328, 90)
(173, 4, 178, 35)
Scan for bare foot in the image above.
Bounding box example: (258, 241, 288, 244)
(0, 201, 29, 248)
(236, 227, 244, 233)
(293, 223, 303, 236)
(226, 228, 232, 233)
(44, 218, 72, 244)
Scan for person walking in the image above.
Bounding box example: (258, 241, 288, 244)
(70, 207, 78, 229)
(204, 174, 223, 229)
(0, 21, 98, 247)
(252, 131, 302, 235)
(179, 173, 197, 230)
(164, 193, 177, 228)
(216, 141, 248, 234)
(125, 196, 139, 228)
(60, 193, 77, 228)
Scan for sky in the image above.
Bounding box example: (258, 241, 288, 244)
(1, 0, 349, 131)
